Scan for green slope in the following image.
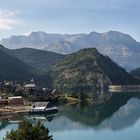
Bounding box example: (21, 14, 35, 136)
(9, 48, 65, 75)
(51, 48, 139, 93)
(0, 46, 65, 87)
(0, 45, 138, 90)
(0, 45, 34, 82)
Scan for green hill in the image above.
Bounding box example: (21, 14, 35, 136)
(51, 48, 139, 93)
(0, 45, 34, 82)
(0, 45, 139, 90)
(0, 46, 64, 86)
(9, 48, 65, 75)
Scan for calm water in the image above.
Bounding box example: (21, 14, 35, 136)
(1, 92, 140, 140)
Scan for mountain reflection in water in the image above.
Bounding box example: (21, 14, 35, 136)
(57, 92, 140, 130)
(1, 91, 140, 139)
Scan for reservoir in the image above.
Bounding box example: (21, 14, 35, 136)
(1, 91, 140, 140)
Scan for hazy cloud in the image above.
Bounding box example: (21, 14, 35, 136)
(0, 10, 19, 30)
(0, 19, 18, 30)
(0, 10, 19, 18)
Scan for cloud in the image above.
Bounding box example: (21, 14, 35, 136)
(0, 18, 18, 30)
(0, 10, 19, 18)
(0, 10, 19, 30)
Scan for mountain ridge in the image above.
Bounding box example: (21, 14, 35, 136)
(51, 48, 139, 93)
(1, 30, 140, 71)
(0, 44, 139, 91)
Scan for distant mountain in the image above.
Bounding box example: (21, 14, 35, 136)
(1, 31, 140, 71)
(0, 45, 34, 82)
(51, 48, 139, 93)
(0, 31, 68, 49)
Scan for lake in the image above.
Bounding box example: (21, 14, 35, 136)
(1, 91, 140, 140)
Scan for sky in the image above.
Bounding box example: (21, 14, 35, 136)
(0, 0, 140, 41)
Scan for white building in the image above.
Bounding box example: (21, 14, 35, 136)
(24, 79, 36, 92)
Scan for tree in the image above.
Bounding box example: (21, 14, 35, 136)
(4, 120, 53, 140)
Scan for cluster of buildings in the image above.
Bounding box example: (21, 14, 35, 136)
(0, 79, 59, 106)
(0, 96, 24, 106)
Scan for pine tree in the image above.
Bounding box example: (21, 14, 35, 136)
(4, 120, 53, 140)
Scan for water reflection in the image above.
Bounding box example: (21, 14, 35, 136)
(1, 91, 140, 139)
(58, 92, 140, 128)
(0, 113, 57, 130)
(98, 98, 140, 130)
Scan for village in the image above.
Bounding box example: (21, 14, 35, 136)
(0, 79, 60, 115)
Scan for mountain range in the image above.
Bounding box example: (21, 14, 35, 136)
(0, 45, 138, 92)
(1, 31, 140, 71)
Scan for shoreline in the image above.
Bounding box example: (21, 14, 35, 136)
(0, 96, 82, 116)
(0, 105, 30, 116)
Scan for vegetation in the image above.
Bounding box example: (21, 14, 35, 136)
(10, 48, 65, 75)
(0, 45, 139, 94)
(4, 120, 53, 140)
(0, 45, 34, 83)
(51, 48, 139, 93)
(0, 45, 63, 87)
(97, 53, 139, 84)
